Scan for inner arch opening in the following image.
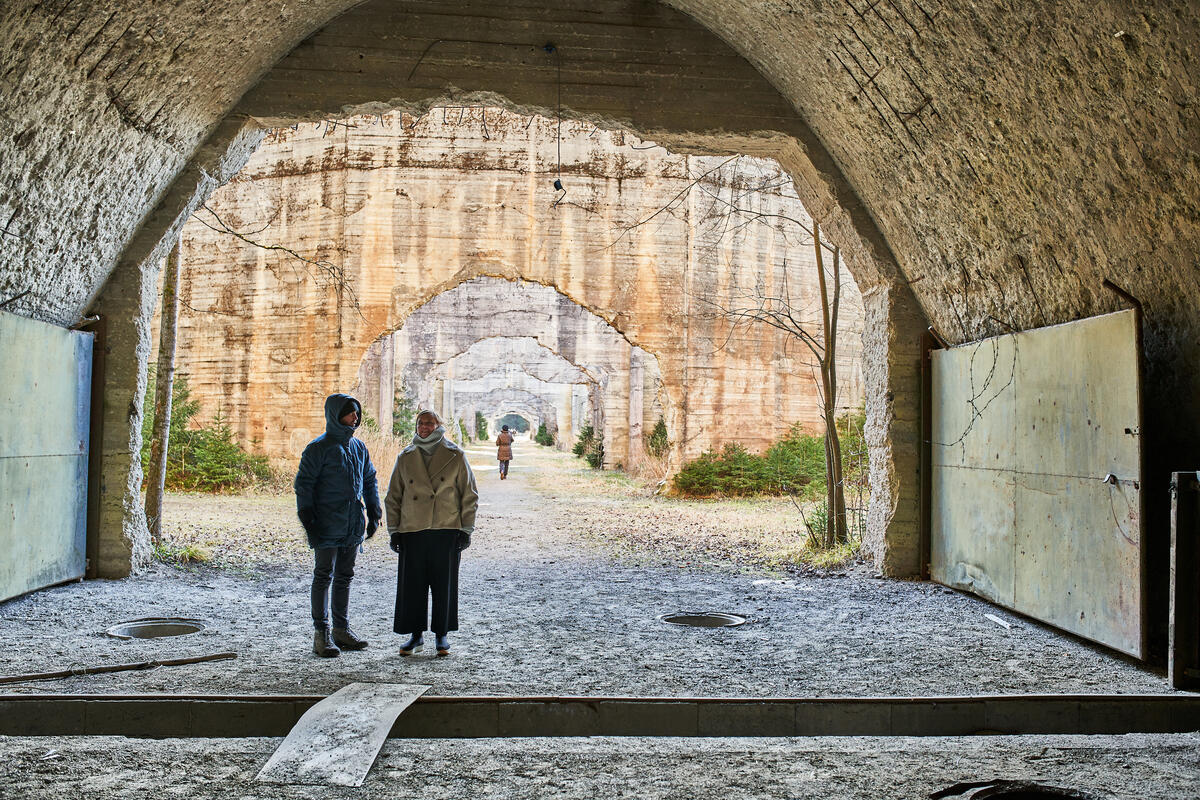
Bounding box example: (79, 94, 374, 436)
(352, 276, 670, 469)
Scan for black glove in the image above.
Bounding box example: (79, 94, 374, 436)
(456, 531, 471, 551)
(366, 518, 379, 538)
(389, 531, 404, 554)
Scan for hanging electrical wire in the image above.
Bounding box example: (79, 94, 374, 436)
(544, 42, 566, 207)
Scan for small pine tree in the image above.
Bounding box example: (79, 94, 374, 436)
(392, 389, 418, 439)
(646, 416, 670, 458)
(585, 441, 605, 469)
(572, 424, 604, 469)
(572, 424, 594, 457)
(139, 374, 270, 492)
(535, 422, 554, 446)
(475, 411, 489, 440)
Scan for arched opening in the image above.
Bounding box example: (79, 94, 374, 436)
(3, 7, 1197, 782)
(61, 0, 922, 580)
(348, 277, 672, 470)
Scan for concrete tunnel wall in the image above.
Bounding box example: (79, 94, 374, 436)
(2, 0, 1196, 586)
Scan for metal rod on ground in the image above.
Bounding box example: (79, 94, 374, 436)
(0, 652, 236, 685)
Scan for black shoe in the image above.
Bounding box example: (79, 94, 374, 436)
(332, 627, 368, 650)
(313, 628, 340, 658)
(399, 634, 424, 656)
(435, 633, 450, 656)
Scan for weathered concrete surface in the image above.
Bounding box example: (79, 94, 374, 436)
(3, 734, 1200, 800)
(256, 682, 429, 787)
(170, 113, 864, 472)
(12, 0, 1197, 583)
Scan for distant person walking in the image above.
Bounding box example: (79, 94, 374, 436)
(294, 393, 381, 658)
(386, 409, 479, 656)
(495, 424, 514, 480)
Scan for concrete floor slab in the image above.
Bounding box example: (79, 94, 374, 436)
(1, 733, 1198, 799)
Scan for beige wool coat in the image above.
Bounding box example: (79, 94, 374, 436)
(385, 439, 479, 534)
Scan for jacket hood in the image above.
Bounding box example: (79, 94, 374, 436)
(324, 393, 361, 442)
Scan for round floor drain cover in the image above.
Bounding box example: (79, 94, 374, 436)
(933, 781, 1100, 799)
(972, 790, 1096, 800)
(106, 618, 205, 639)
(660, 612, 746, 628)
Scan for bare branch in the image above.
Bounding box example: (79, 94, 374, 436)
(196, 204, 367, 323)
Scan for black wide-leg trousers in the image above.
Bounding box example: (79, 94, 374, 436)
(394, 529, 460, 635)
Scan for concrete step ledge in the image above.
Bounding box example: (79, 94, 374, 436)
(3, 694, 1199, 739)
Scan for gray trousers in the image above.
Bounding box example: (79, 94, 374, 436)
(311, 544, 359, 630)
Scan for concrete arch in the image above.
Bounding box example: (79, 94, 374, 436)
(438, 368, 593, 448)
(17, 0, 1192, 577)
(439, 338, 599, 385)
(434, 338, 604, 450)
(0, 0, 915, 578)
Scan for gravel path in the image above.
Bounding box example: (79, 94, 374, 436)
(0, 446, 1171, 697)
(2, 733, 1199, 799)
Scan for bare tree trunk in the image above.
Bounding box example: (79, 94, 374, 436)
(813, 223, 849, 545)
(145, 240, 181, 546)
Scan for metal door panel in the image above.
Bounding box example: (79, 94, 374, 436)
(931, 309, 1143, 657)
(0, 311, 92, 602)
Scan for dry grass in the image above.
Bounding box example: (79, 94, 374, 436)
(525, 448, 866, 574)
(620, 448, 672, 487)
(356, 428, 407, 478)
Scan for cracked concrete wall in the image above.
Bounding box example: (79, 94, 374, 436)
(15, 0, 1193, 577)
(170, 117, 863, 476)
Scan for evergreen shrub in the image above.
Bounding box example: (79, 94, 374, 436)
(572, 424, 604, 469)
(140, 373, 271, 492)
(672, 413, 865, 498)
(646, 416, 670, 458)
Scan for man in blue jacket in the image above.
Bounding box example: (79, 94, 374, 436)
(294, 393, 382, 657)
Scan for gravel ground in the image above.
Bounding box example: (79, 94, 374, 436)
(0, 446, 1173, 697)
(2, 733, 1198, 799)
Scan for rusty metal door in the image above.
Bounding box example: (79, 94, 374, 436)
(0, 311, 93, 602)
(930, 309, 1145, 658)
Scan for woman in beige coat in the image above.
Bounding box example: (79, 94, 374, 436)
(385, 410, 478, 656)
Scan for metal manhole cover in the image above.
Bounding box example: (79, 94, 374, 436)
(106, 617, 206, 639)
(659, 612, 746, 628)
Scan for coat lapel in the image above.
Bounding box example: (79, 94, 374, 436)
(401, 448, 430, 486)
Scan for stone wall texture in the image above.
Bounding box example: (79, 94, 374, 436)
(170, 111, 864, 469)
(5, 0, 1196, 578)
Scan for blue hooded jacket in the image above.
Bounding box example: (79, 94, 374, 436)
(294, 393, 382, 549)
